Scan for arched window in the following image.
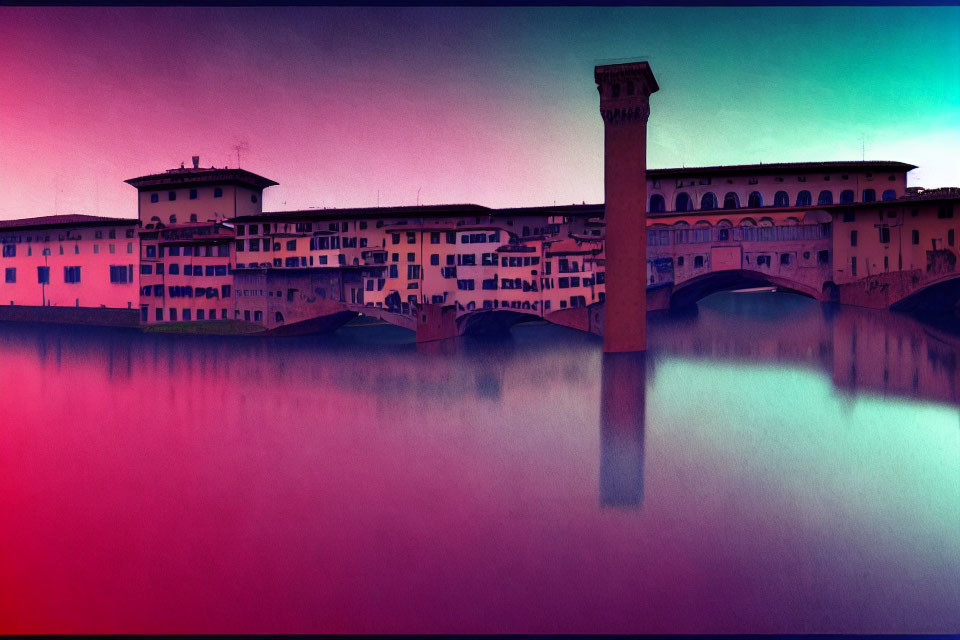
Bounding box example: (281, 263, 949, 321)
(882, 189, 896, 201)
(739, 217, 757, 227)
(748, 191, 763, 208)
(795, 190, 812, 207)
(649, 194, 665, 213)
(839, 189, 855, 204)
(275, 311, 285, 323)
(169, 214, 177, 224)
(675, 193, 693, 212)
(862, 189, 876, 203)
(723, 192, 740, 209)
(214, 187, 224, 198)
(673, 221, 690, 228)
(774, 191, 789, 207)
(189, 214, 198, 222)
(150, 193, 159, 203)
(758, 217, 775, 227)
(817, 190, 833, 205)
(700, 192, 718, 210)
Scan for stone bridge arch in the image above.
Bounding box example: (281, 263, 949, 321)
(669, 269, 825, 309)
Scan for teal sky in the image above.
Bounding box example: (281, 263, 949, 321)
(507, 7, 960, 187)
(0, 6, 957, 217)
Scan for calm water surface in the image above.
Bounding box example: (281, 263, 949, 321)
(1, 292, 958, 633)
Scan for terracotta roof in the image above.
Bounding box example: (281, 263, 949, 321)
(0, 214, 138, 231)
(125, 167, 278, 190)
(233, 204, 490, 222)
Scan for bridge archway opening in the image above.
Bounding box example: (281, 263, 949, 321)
(669, 269, 822, 310)
(458, 309, 541, 336)
(890, 275, 960, 318)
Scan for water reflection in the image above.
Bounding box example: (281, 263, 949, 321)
(0, 295, 958, 633)
(599, 353, 647, 508)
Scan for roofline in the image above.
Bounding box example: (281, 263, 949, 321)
(0, 216, 139, 232)
(125, 168, 279, 190)
(647, 160, 917, 178)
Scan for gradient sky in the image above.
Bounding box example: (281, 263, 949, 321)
(1, 6, 958, 220)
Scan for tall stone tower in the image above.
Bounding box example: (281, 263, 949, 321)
(595, 61, 659, 353)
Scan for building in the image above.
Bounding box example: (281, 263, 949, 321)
(2, 158, 959, 338)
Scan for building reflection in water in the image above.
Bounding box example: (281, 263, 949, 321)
(599, 352, 647, 509)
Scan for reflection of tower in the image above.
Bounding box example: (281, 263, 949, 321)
(599, 352, 647, 508)
(595, 62, 659, 353)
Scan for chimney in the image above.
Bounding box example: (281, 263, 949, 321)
(192, 155, 200, 169)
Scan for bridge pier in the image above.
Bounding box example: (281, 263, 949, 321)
(415, 303, 460, 343)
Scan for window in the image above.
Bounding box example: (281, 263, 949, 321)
(189, 189, 198, 200)
(406, 232, 416, 244)
(649, 194, 665, 213)
(694, 255, 704, 268)
(169, 214, 177, 224)
(842, 210, 855, 223)
(700, 193, 717, 210)
(773, 191, 789, 207)
(285, 240, 296, 251)
(747, 192, 763, 208)
(862, 189, 876, 203)
(780, 253, 791, 265)
(221, 285, 231, 298)
(167, 191, 176, 201)
(795, 191, 812, 207)
(251, 194, 258, 203)
(850, 230, 858, 247)
(817, 190, 833, 206)
(675, 193, 693, 212)
(214, 187, 223, 198)
(882, 189, 896, 202)
(183, 308, 191, 321)
(37, 266, 50, 284)
(4, 268, 14, 283)
(140, 264, 153, 275)
(851, 256, 857, 276)
(150, 193, 159, 203)
(912, 230, 920, 245)
(723, 192, 740, 209)
(254, 311, 263, 322)
(407, 252, 415, 262)
(169, 308, 177, 322)
(839, 189, 855, 204)
(109, 265, 133, 284)
(156, 263, 164, 275)
(457, 279, 475, 290)
(937, 205, 954, 219)
(430, 254, 440, 265)
(2, 245, 15, 258)
(879, 227, 890, 244)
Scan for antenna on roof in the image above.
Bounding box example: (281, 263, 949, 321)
(232, 140, 249, 168)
